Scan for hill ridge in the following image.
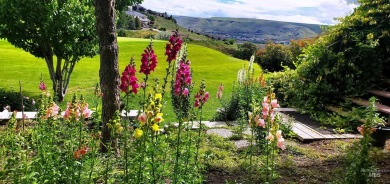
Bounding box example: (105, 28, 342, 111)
(174, 15, 322, 44)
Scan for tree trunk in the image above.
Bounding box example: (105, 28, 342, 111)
(55, 57, 64, 102)
(95, 0, 120, 152)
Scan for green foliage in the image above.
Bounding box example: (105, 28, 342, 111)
(148, 15, 156, 21)
(0, 88, 35, 111)
(268, 0, 390, 129)
(0, 0, 98, 102)
(117, 11, 136, 30)
(295, 0, 390, 104)
(118, 29, 127, 37)
(256, 42, 294, 72)
(155, 31, 171, 40)
(135, 17, 142, 30)
(215, 58, 266, 122)
(234, 42, 257, 61)
(115, 0, 143, 11)
(343, 97, 383, 184)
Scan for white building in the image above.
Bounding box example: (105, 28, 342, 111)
(125, 10, 149, 28)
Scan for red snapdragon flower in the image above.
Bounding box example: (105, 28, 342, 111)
(165, 30, 183, 63)
(140, 43, 158, 75)
(120, 59, 139, 94)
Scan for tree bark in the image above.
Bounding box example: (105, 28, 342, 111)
(95, 0, 120, 152)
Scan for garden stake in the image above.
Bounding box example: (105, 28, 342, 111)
(19, 81, 25, 130)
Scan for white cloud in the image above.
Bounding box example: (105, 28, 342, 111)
(140, 0, 357, 25)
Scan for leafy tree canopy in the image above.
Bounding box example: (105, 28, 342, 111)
(293, 0, 390, 107)
(0, 0, 98, 101)
(116, 0, 143, 11)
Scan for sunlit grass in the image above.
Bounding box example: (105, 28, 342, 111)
(0, 38, 261, 122)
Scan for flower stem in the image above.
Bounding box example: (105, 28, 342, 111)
(124, 94, 129, 183)
(174, 110, 183, 184)
(195, 106, 203, 165)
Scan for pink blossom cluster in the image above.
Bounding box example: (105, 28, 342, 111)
(39, 81, 47, 91)
(194, 90, 210, 108)
(140, 44, 158, 75)
(165, 31, 182, 63)
(120, 62, 139, 94)
(262, 96, 285, 150)
(262, 97, 278, 121)
(248, 112, 266, 128)
(266, 130, 286, 150)
(44, 102, 59, 119)
(63, 102, 92, 121)
(216, 84, 223, 99)
(174, 60, 192, 96)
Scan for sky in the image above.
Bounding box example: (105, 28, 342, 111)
(140, 0, 358, 25)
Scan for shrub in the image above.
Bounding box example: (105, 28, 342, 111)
(234, 42, 257, 61)
(215, 56, 266, 122)
(0, 88, 35, 111)
(117, 29, 127, 37)
(155, 31, 170, 40)
(256, 42, 294, 72)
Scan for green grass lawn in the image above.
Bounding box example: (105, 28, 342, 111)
(0, 37, 261, 122)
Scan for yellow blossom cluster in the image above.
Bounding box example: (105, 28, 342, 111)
(134, 93, 164, 139)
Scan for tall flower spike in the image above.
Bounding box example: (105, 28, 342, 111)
(140, 41, 158, 75)
(120, 57, 139, 94)
(194, 80, 209, 108)
(174, 60, 192, 96)
(165, 30, 183, 63)
(39, 74, 47, 91)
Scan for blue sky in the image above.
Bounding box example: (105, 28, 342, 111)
(140, 0, 358, 25)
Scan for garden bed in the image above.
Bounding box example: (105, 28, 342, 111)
(204, 139, 390, 183)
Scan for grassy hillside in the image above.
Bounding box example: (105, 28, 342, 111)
(0, 38, 260, 121)
(121, 15, 238, 56)
(175, 16, 322, 44)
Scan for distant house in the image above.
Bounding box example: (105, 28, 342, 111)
(125, 9, 149, 28)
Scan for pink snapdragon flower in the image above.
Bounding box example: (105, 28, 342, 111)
(165, 31, 183, 63)
(63, 101, 92, 121)
(81, 104, 92, 119)
(271, 99, 279, 108)
(257, 118, 265, 128)
(120, 60, 139, 94)
(277, 138, 286, 150)
(174, 60, 192, 96)
(140, 43, 158, 75)
(44, 102, 59, 119)
(194, 89, 209, 108)
(39, 82, 47, 91)
(182, 88, 189, 97)
(138, 112, 147, 125)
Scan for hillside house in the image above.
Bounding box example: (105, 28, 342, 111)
(125, 9, 149, 28)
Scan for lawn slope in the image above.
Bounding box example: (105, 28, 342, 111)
(0, 38, 260, 121)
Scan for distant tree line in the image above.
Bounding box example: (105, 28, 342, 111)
(234, 38, 316, 72)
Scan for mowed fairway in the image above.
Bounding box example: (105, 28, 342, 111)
(0, 37, 261, 121)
